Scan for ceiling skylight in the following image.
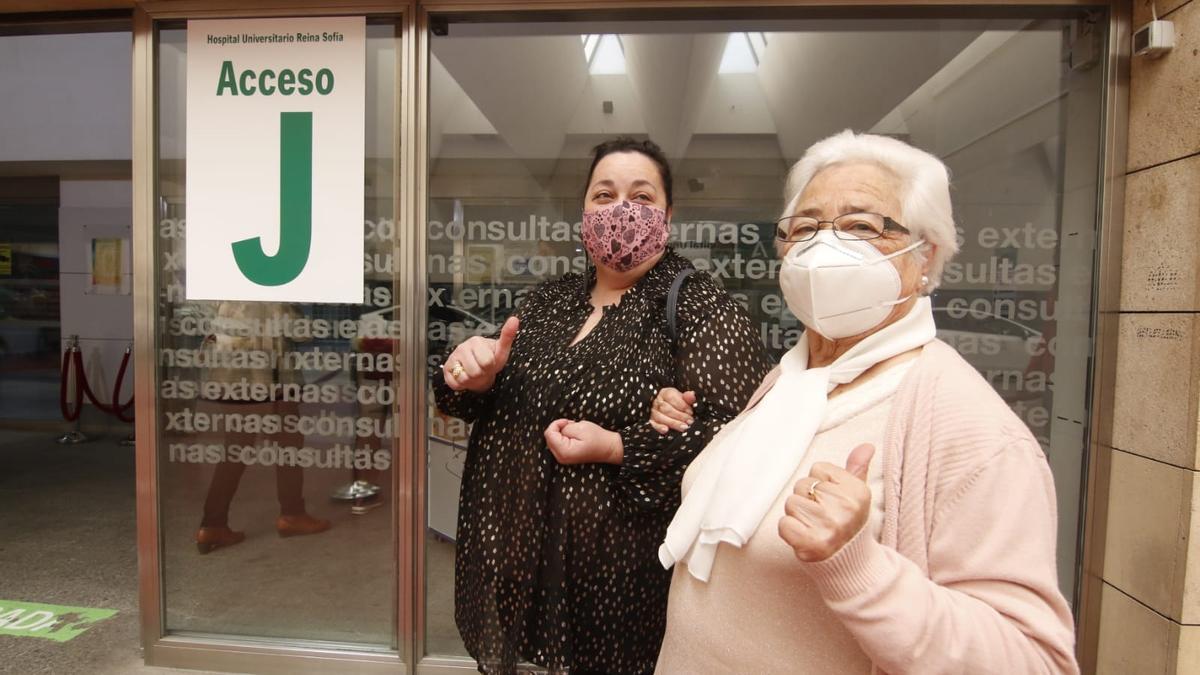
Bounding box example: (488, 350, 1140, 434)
(719, 32, 768, 73)
(580, 34, 626, 74)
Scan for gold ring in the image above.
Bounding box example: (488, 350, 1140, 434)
(807, 480, 822, 501)
(450, 362, 466, 379)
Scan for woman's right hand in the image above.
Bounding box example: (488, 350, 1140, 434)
(649, 387, 696, 434)
(442, 317, 519, 394)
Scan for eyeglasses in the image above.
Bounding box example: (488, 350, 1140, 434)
(775, 212, 911, 243)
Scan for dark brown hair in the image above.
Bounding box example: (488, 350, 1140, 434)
(584, 137, 673, 208)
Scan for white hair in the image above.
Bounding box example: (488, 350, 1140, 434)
(781, 129, 959, 292)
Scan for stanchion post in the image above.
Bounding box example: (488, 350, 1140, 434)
(115, 340, 136, 440)
(56, 335, 89, 445)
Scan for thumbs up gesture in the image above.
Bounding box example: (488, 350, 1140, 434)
(778, 444, 875, 563)
(442, 316, 519, 394)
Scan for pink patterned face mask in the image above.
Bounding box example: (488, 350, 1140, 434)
(581, 200, 670, 272)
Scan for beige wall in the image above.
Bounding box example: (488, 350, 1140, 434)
(1097, 0, 1200, 672)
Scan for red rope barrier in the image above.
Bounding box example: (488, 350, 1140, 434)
(111, 348, 134, 423)
(58, 341, 134, 423)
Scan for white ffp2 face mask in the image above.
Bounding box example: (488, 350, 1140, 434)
(779, 231, 926, 340)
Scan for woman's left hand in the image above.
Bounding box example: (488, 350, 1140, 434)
(649, 387, 695, 434)
(778, 444, 875, 562)
(544, 419, 624, 465)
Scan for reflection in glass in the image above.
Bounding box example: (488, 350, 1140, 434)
(193, 302, 331, 555)
(427, 13, 1104, 657)
(156, 20, 400, 647)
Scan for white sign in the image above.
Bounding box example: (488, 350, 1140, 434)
(186, 17, 365, 303)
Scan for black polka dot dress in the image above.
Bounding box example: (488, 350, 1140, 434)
(434, 248, 772, 674)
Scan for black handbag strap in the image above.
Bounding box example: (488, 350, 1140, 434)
(666, 267, 696, 344)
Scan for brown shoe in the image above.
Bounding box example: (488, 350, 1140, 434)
(276, 514, 332, 538)
(195, 526, 245, 554)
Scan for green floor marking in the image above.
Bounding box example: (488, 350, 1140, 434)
(0, 600, 117, 642)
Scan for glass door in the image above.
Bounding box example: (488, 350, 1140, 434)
(138, 7, 409, 670)
(420, 8, 1106, 668)
(132, 4, 1112, 673)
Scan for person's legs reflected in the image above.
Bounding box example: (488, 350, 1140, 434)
(277, 464, 305, 517)
(275, 462, 331, 536)
(195, 400, 255, 553)
(273, 400, 331, 537)
(195, 400, 331, 551)
(197, 458, 249, 553)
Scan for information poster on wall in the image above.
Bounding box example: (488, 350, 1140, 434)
(88, 237, 131, 295)
(185, 17, 365, 303)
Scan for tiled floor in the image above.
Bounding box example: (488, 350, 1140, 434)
(0, 429, 465, 674)
(0, 431, 219, 674)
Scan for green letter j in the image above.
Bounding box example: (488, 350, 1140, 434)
(232, 111, 313, 286)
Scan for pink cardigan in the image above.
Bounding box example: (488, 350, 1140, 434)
(743, 340, 1078, 674)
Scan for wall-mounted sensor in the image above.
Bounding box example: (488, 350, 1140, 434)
(1133, 19, 1175, 58)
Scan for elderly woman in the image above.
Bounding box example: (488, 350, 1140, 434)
(435, 137, 771, 674)
(650, 131, 1078, 674)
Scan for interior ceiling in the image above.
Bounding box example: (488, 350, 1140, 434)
(621, 33, 725, 160)
(432, 34, 589, 172)
(757, 29, 980, 158)
(431, 27, 984, 170)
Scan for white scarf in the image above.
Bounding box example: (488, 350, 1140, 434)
(659, 296, 937, 582)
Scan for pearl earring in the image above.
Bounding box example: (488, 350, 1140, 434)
(920, 275, 930, 287)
